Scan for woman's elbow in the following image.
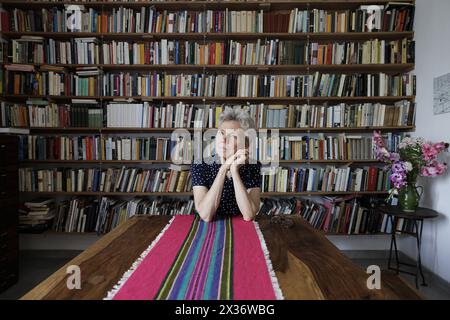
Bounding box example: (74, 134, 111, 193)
(242, 213, 256, 222)
(201, 215, 214, 223)
(196, 207, 215, 222)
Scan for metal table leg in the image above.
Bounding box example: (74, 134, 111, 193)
(414, 219, 427, 287)
(388, 215, 400, 273)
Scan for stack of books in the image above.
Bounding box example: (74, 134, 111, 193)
(19, 198, 55, 233)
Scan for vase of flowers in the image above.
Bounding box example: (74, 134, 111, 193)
(373, 131, 449, 212)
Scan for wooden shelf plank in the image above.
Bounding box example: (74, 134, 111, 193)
(6, 125, 414, 133)
(1, 63, 415, 73)
(19, 191, 389, 196)
(0, 31, 415, 41)
(3, 95, 416, 103)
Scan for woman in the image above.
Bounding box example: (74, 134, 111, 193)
(190, 108, 261, 222)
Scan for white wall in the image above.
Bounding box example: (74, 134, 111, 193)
(398, 0, 450, 284)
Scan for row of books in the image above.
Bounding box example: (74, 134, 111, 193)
(0, 101, 98, 128)
(4, 8, 265, 33)
(8, 37, 414, 65)
(309, 39, 414, 65)
(52, 197, 194, 234)
(258, 196, 401, 234)
(18, 165, 192, 193)
(26, 195, 414, 235)
(3, 5, 414, 33)
(281, 100, 415, 128)
(20, 135, 176, 161)
(19, 131, 402, 162)
(98, 71, 419, 98)
(105, 102, 221, 128)
(4, 64, 417, 97)
(242, 100, 414, 129)
(7, 70, 415, 97)
(10, 37, 306, 65)
(262, 133, 403, 162)
(260, 166, 391, 193)
(10, 36, 101, 65)
(0, 100, 415, 129)
(5, 65, 102, 96)
(306, 4, 415, 33)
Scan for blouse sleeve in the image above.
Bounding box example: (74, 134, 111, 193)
(190, 162, 209, 187)
(242, 162, 262, 189)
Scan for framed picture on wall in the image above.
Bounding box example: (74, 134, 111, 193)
(434, 72, 450, 115)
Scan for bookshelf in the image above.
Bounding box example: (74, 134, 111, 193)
(0, 0, 416, 236)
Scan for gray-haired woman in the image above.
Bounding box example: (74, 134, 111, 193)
(190, 107, 262, 222)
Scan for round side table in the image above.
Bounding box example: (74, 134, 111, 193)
(377, 205, 439, 289)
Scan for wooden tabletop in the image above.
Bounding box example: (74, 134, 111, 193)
(21, 215, 422, 300)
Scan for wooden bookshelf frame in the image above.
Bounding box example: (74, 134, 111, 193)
(1, 0, 416, 235)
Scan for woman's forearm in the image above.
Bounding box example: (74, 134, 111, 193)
(231, 169, 258, 221)
(196, 165, 228, 222)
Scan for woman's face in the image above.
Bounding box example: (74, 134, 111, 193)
(216, 120, 246, 160)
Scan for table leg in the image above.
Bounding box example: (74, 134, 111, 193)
(415, 219, 427, 287)
(388, 215, 400, 274)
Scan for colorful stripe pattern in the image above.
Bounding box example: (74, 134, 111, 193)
(106, 214, 281, 300)
(155, 215, 233, 300)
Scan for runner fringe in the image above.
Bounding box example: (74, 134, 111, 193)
(253, 220, 285, 300)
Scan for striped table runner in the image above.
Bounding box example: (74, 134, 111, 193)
(105, 215, 283, 300)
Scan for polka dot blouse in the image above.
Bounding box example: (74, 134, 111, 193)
(190, 156, 262, 216)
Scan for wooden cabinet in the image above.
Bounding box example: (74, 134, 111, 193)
(0, 135, 19, 293)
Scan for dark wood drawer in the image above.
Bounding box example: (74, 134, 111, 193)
(0, 251, 17, 266)
(0, 198, 18, 229)
(0, 227, 18, 253)
(0, 260, 18, 292)
(0, 135, 18, 293)
(0, 227, 18, 292)
(0, 169, 18, 199)
(0, 136, 19, 166)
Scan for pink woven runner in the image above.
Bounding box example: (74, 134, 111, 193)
(105, 215, 283, 300)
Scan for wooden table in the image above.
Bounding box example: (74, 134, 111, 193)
(21, 215, 422, 300)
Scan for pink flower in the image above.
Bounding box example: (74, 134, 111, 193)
(421, 161, 448, 177)
(422, 142, 448, 162)
(433, 142, 448, 153)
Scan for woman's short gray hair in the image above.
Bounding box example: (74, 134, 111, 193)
(218, 107, 256, 130)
